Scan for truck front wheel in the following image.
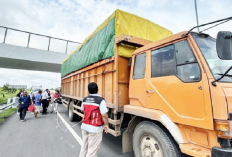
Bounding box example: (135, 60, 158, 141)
(133, 121, 181, 157)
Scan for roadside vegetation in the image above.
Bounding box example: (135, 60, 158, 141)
(0, 107, 18, 124)
(0, 84, 19, 105)
(0, 89, 19, 105)
(0, 83, 31, 105)
(0, 84, 31, 124)
(0, 92, 8, 105)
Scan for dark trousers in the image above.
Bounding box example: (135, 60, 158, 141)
(19, 107, 27, 120)
(42, 99, 48, 114)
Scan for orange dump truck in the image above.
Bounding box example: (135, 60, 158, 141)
(61, 10, 232, 157)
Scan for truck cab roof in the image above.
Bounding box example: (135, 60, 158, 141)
(133, 31, 188, 56)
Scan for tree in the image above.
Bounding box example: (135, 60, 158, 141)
(11, 88, 17, 93)
(19, 88, 25, 92)
(0, 91, 5, 97)
(2, 83, 9, 92)
(1, 83, 16, 93)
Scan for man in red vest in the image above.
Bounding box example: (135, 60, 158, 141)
(79, 82, 109, 157)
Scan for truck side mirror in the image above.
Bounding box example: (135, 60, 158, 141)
(216, 31, 232, 60)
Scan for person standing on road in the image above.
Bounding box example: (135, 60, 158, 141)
(29, 91, 34, 104)
(28, 91, 34, 114)
(18, 91, 31, 122)
(34, 90, 42, 118)
(79, 82, 109, 157)
(47, 90, 51, 111)
(16, 90, 23, 114)
(51, 90, 60, 113)
(41, 89, 49, 115)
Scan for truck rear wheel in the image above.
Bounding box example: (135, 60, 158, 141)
(69, 101, 78, 122)
(133, 121, 181, 157)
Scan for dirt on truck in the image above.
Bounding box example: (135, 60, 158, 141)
(61, 9, 232, 157)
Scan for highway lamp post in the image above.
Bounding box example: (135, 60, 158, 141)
(194, 0, 200, 32)
(11, 87, 12, 98)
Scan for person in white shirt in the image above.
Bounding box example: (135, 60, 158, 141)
(41, 89, 49, 115)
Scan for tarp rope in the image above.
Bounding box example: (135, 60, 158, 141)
(55, 104, 82, 132)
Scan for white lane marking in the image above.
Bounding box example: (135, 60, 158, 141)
(57, 112, 83, 146)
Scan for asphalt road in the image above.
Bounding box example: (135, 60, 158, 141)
(0, 105, 191, 157)
(0, 105, 133, 157)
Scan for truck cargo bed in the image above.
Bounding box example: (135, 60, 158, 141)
(61, 35, 151, 111)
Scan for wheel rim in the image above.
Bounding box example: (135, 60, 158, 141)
(69, 102, 73, 118)
(140, 134, 163, 157)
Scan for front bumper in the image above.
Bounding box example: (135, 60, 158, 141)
(211, 147, 232, 157)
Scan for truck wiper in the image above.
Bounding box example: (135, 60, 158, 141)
(182, 17, 232, 37)
(212, 66, 232, 86)
(214, 74, 232, 78)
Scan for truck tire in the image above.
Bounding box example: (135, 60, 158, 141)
(69, 101, 78, 122)
(133, 121, 181, 157)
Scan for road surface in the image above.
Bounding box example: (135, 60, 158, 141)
(0, 104, 191, 157)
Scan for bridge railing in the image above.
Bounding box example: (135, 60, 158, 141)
(0, 26, 81, 54)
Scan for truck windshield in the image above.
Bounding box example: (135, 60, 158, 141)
(194, 36, 232, 83)
(33, 89, 40, 92)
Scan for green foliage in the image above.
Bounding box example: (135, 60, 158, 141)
(2, 83, 9, 92)
(0, 97, 8, 105)
(0, 87, 20, 104)
(1, 83, 17, 93)
(0, 107, 18, 124)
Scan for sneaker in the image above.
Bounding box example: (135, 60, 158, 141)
(21, 119, 26, 122)
(17, 112, 20, 114)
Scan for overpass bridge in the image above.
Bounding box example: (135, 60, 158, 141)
(0, 26, 81, 73)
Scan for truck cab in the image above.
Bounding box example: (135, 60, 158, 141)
(125, 31, 232, 157)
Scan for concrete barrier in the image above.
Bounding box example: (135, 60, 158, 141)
(12, 97, 19, 106)
(7, 97, 12, 104)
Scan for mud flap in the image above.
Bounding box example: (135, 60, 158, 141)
(122, 116, 142, 153)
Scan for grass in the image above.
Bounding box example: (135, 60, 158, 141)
(0, 87, 31, 123)
(0, 107, 18, 124)
(0, 91, 16, 105)
(0, 87, 22, 105)
(0, 96, 8, 105)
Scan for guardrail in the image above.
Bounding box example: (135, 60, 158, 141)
(0, 97, 19, 113)
(0, 103, 17, 113)
(0, 26, 81, 54)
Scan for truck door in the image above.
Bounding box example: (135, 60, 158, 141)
(146, 40, 212, 128)
(129, 52, 147, 107)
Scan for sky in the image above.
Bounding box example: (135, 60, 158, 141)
(0, 0, 232, 89)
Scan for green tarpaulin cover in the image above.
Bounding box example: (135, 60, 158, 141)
(61, 9, 172, 77)
(61, 17, 115, 77)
